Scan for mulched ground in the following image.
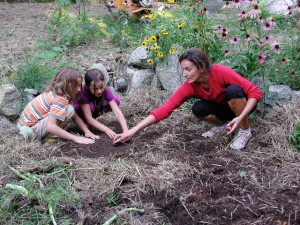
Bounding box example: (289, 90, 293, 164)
(52, 121, 300, 225)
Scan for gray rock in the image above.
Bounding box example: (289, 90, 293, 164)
(156, 53, 183, 93)
(0, 84, 22, 119)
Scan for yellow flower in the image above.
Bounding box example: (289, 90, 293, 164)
(160, 29, 166, 33)
(178, 22, 183, 29)
(144, 37, 149, 42)
(169, 48, 175, 54)
(150, 14, 157, 19)
(150, 44, 157, 50)
(163, 31, 168, 35)
(157, 52, 164, 58)
(147, 59, 154, 65)
(141, 42, 147, 48)
(150, 36, 157, 42)
(161, 12, 167, 17)
(167, 0, 174, 3)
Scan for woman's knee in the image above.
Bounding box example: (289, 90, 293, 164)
(192, 100, 212, 118)
(226, 85, 245, 100)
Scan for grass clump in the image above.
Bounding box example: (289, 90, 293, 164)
(0, 166, 80, 225)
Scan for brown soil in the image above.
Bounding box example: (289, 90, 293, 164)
(1, 2, 300, 225)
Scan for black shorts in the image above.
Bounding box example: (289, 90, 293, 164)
(192, 85, 254, 121)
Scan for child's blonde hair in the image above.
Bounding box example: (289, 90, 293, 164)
(45, 68, 82, 102)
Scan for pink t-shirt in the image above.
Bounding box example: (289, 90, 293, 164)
(150, 64, 262, 123)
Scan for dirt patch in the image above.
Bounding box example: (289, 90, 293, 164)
(1, 2, 300, 225)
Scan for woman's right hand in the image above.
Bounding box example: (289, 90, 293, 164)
(73, 136, 95, 144)
(113, 129, 136, 144)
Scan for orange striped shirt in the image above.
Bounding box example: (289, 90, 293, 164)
(18, 91, 70, 127)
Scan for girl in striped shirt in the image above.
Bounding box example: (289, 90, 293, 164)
(18, 68, 99, 144)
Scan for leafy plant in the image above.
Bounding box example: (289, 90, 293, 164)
(0, 166, 79, 225)
(107, 191, 118, 205)
(11, 60, 58, 92)
(289, 123, 300, 150)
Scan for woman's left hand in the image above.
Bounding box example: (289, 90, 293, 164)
(226, 117, 242, 134)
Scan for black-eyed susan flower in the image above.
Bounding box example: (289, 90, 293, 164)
(147, 59, 154, 65)
(178, 22, 183, 29)
(162, 31, 168, 35)
(150, 35, 157, 42)
(150, 44, 157, 50)
(157, 52, 164, 58)
(168, 0, 174, 3)
(169, 48, 175, 54)
(141, 42, 147, 48)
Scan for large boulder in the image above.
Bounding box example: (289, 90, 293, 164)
(156, 53, 183, 93)
(128, 47, 152, 69)
(127, 69, 155, 94)
(0, 84, 22, 119)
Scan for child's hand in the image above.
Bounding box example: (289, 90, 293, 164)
(85, 131, 99, 140)
(105, 128, 117, 139)
(74, 136, 95, 144)
(114, 130, 135, 143)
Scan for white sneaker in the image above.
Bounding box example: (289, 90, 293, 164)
(202, 124, 226, 138)
(230, 128, 252, 150)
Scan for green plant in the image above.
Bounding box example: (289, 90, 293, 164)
(11, 60, 58, 92)
(0, 166, 79, 225)
(107, 191, 118, 205)
(140, 4, 224, 65)
(289, 123, 300, 150)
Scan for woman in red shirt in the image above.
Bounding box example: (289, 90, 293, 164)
(114, 48, 262, 150)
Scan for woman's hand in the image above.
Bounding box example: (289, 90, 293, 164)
(114, 129, 136, 143)
(84, 130, 99, 140)
(73, 136, 95, 144)
(226, 116, 242, 134)
(105, 128, 117, 139)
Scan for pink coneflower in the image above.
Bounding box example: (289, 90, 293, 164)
(52, 37, 61, 44)
(268, 17, 276, 27)
(231, 0, 242, 8)
(245, 33, 252, 42)
(214, 25, 222, 32)
(244, 0, 256, 5)
(248, 4, 261, 17)
(223, 1, 230, 8)
(107, 0, 114, 6)
(224, 49, 231, 57)
(221, 32, 227, 40)
(230, 37, 240, 44)
(281, 57, 287, 65)
(263, 22, 272, 31)
(258, 53, 267, 64)
(122, 0, 132, 6)
(202, 21, 207, 25)
(222, 28, 229, 34)
(271, 42, 281, 54)
(290, 70, 296, 77)
(198, 8, 209, 15)
(257, 16, 265, 23)
(238, 11, 247, 20)
(297, 1, 300, 13)
(258, 40, 265, 46)
(264, 36, 271, 43)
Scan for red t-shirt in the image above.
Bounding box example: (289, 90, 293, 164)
(150, 64, 262, 123)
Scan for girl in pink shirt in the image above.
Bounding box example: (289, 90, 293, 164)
(74, 69, 128, 139)
(114, 48, 262, 150)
